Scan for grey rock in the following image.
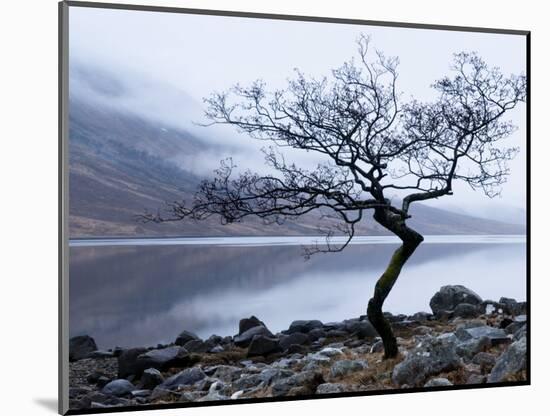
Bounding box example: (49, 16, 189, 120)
(160, 367, 206, 390)
(247, 335, 282, 357)
(316, 383, 346, 394)
(233, 374, 264, 390)
(117, 348, 148, 378)
(455, 336, 492, 360)
(101, 379, 136, 397)
(69, 335, 98, 361)
(455, 325, 510, 346)
(131, 389, 151, 398)
(342, 319, 378, 339)
(136, 346, 190, 372)
(271, 371, 324, 396)
(453, 303, 482, 319)
(239, 316, 266, 335)
(288, 320, 324, 334)
(279, 332, 309, 350)
(330, 359, 368, 378)
(175, 330, 201, 346)
(259, 368, 294, 384)
(87, 350, 114, 359)
(409, 312, 433, 322)
(424, 377, 453, 387)
(499, 297, 526, 315)
(308, 328, 327, 342)
(430, 285, 482, 315)
(212, 365, 242, 382)
(140, 368, 164, 390)
(488, 336, 527, 383)
(234, 326, 274, 347)
(392, 336, 461, 386)
(183, 339, 210, 353)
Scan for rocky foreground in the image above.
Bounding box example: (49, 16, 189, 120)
(69, 285, 528, 410)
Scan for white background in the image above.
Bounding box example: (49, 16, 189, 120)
(0, 0, 547, 415)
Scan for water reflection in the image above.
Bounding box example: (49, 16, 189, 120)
(69, 239, 526, 350)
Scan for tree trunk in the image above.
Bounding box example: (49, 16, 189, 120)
(367, 209, 423, 359)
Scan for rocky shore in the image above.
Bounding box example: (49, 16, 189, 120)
(68, 285, 528, 411)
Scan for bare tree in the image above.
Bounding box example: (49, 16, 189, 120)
(142, 36, 526, 358)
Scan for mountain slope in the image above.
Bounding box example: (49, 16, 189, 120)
(68, 80, 525, 238)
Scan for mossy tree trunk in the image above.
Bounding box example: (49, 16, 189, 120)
(367, 208, 424, 359)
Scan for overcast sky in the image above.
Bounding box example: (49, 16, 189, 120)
(69, 6, 527, 223)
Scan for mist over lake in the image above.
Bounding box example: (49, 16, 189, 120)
(69, 235, 526, 350)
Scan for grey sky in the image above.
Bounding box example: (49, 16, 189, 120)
(69, 6, 527, 223)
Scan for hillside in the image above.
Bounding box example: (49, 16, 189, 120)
(68, 73, 525, 239)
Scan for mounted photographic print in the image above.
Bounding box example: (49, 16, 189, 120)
(59, 1, 530, 414)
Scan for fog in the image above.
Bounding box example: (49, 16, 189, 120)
(69, 6, 527, 224)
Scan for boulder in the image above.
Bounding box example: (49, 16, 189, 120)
(239, 316, 266, 335)
(499, 297, 526, 316)
(343, 319, 378, 339)
(488, 336, 527, 383)
(453, 303, 482, 319)
(424, 377, 453, 387)
(117, 348, 148, 378)
(175, 330, 201, 346)
(183, 340, 210, 353)
(140, 368, 164, 390)
(455, 325, 510, 346)
(429, 285, 482, 315)
(136, 346, 190, 372)
(330, 359, 368, 378)
(234, 326, 274, 347)
(247, 335, 282, 357)
(279, 332, 309, 351)
(392, 336, 461, 386)
(288, 320, 323, 334)
(101, 379, 135, 397)
(159, 367, 206, 390)
(69, 335, 97, 361)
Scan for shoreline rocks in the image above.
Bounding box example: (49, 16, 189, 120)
(69, 286, 528, 411)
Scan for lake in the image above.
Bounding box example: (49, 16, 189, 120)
(69, 235, 527, 350)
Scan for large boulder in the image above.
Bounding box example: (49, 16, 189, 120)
(453, 303, 482, 319)
(429, 285, 482, 315)
(279, 332, 309, 351)
(175, 330, 201, 346)
(288, 320, 323, 334)
(118, 346, 190, 378)
(487, 336, 527, 383)
(392, 336, 461, 386)
(342, 319, 378, 339)
(101, 379, 135, 397)
(69, 335, 98, 361)
(234, 325, 273, 348)
(239, 316, 266, 335)
(137, 346, 190, 370)
(247, 335, 282, 357)
(455, 325, 510, 347)
(271, 370, 324, 396)
(117, 348, 148, 378)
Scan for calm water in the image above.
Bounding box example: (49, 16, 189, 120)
(69, 235, 526, 350)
